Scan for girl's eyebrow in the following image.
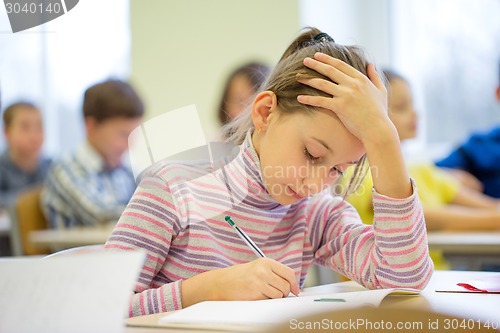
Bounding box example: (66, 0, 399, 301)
(310, 136, 331, 151)
(310, 136, 361, 164)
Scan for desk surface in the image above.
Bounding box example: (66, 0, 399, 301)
(29, 228, 500, 254)
(29, 224, 114, 249)
(427, 231, 500, 254)
(125, 270, 500, 332)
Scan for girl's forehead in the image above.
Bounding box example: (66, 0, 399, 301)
(275, 108, 340, 130)
(274, 109, 365, 159)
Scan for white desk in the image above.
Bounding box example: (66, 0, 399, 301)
(427, 231, 500, 254)
(125, 270, 500, 332)
(29, 224, 115, 250)
(427, 231, 500, 270)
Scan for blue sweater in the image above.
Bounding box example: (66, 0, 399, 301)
(436, 127, 500, 198)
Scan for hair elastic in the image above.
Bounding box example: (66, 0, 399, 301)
(314, 32, 335, 43)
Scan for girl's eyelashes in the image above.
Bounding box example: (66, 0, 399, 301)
(304, 148, 319, 161)
(304, 147, 344, 177)
(331, 165, 344, 177)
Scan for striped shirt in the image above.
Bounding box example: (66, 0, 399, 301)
(105, 132, 433, 317)
(41, 141, 137, 229)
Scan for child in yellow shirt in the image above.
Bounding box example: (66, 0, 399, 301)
(346, 70, 500, 269)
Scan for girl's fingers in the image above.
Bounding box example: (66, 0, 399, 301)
(367, 63, 387, 93)
(267, 273, 291, 298)
(297, 77, 342, 97)
(307, 54, 386, 97)
(311, 52, 365, 81)
(270, 261, 300, 296)
(303, 57, 350, 86)
(262, 283, 287, 299)
(297, 95, 339, 111)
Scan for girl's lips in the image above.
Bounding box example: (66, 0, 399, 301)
(288, 186, 304, 200)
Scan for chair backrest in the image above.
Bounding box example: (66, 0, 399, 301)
(13, 186, 50, 255)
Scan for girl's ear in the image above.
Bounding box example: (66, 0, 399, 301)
(496, 85, 500, 102)
(251, 91, 278, 131)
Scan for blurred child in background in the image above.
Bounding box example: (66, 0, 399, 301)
(0, 101, 51, 209)
(435, 60, 500, 198)
(41, 79, 144, 229)
(217, 62, 270, 134)
(346, 70, 500, 269)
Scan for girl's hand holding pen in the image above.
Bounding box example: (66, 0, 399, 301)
(214, 258, 300, 300)
(181, 258, 300, 307)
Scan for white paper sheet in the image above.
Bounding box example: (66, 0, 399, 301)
(0, 251, 145, 333)
(160, 288, 420, 327)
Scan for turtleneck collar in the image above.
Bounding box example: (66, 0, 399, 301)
(220, 130, 286, 211)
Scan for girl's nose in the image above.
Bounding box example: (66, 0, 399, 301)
(301, 167, 338, 195)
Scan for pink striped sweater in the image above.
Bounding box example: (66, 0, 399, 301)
(104, 133, 433, 317)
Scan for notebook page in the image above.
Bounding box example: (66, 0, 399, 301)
(160, 288, 419, 327)
(0, 251, 145, 333)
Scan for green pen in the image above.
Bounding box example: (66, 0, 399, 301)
(225, 216, 266, 258)
(313, 298, 346, 302)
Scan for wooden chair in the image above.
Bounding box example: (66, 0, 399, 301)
(9, 186, 50, 255)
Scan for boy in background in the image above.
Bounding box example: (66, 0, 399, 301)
(436, 60, 500, 198)
(0, 101, 51, 209)
(41, 79, 144, 229)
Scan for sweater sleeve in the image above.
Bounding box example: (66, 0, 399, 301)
(314, 179, 433, 290)
(104, 170, 183, 317)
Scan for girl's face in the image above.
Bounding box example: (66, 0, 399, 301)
(388, 78, 417, 141)
(253, 109, 365, 205)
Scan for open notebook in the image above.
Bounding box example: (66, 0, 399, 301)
(156, 287, 420, 331)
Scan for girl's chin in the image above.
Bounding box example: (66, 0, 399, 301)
(270, 189, 306, 205)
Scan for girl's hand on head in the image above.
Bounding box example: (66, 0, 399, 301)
(297, 52, 394, 144)
(181, 258, 300, 307)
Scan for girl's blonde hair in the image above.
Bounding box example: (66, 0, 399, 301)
(222, 27, 379, 197)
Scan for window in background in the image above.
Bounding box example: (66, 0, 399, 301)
(0, 0, 130, 156)
(391, 0, 500, 155)
(300, 0, 500, 157)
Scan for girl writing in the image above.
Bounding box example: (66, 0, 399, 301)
(105, 27, 433, 317)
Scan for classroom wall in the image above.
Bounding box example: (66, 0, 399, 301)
(299, 0, 391, 66)
(130, 0, 300, 140)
